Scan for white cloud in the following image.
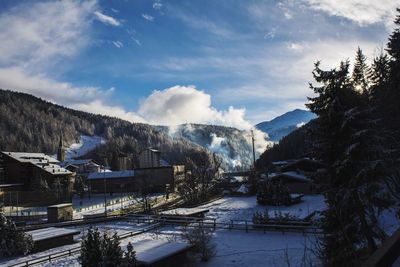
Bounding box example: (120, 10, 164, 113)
(71, 100, 146, 123)
(0, 0, 96, 68)
(137, 85, 253, 130)
(0, 0, 147, 124)
(153, 2, 162, 10)
(142, 14, 154, 21)
(94, 10, 121, 26)
(112, 41, 124, 48)
(303, 0, 397, 28)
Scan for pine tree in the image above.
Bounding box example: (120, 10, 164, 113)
(352, 47, 370, 94)
(0, 213, 33, 257)
(101, 232, 123, 267)
(307, 60, 389, 266)
(122, 242, 137, 267)
(80, 228, 102, 267)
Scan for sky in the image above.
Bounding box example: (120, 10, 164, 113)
(0, 0, 398, 129)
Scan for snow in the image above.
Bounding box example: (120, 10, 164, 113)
(160, 207, 209, 216)
(2, 195, 327, 267)
(27, 227, 80, 241)
(66, 135, 105, 160)
(194, 195, 327, 222)
(236, 184, 249, 194)
(134, 239, 191, 264)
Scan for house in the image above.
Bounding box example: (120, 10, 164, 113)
(268, 171, 316, 194)
(27, 227, 80, 252)
(87, 165, 185, 194)
(59, 159, 100, 178)
(87, 170, 135, 194)
(278, 158, 325, 173)
(0, 151, 75, 206)
(135, 239, 193, 267)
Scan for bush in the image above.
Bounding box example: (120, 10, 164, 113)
(0, 212, 33, 258)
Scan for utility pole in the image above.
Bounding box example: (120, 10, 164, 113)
(251, 130, 256, 169)
(103, 157, 108, 217)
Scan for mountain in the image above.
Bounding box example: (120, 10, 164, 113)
(0, 89, 254, 170)
(255, 109, 316, 142)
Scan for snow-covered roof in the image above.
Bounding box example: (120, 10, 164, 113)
(135, 239, 192, 264)
(272, 161, 289, 165)
(159, 207, 209, 216)
(87, 170, 135, 180)
(2, 151, 72, 175)
(269, 171, 313, 182)
(27, 227, 80, 242)
(2, 151, 59, 164)
(282, 171, 311, 181)
(59, 159, 96, 167)
(48, 203, 72, 208)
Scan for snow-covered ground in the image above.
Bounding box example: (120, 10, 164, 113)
(1, 195, 326, 267)
(66, 135, 105, 160)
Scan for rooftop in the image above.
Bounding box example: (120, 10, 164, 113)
(2, 151, 72, 175)
(26, 227, 80, 242)
(87, 170, 135, 180)
(135, 239, 192, 264)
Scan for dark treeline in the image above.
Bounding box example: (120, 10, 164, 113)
(256, 119, 315, 170)
(0, 89, 215, 167)
(258, 9, 400, 266)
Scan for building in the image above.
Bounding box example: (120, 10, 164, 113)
(47, 203, 73, 223)
(59, 159, 100, 178)
(87, 165, 185, 194)
(278, 158, 325, 173)
(135, 239, 193, 267)
(87, 170, 135, 193)
(0, 151, 75, 206)
(139, 148, 161, 168)
(27, 227, 80, 252)
(135, 165, 185, 192)
(268, 171, 316, 194)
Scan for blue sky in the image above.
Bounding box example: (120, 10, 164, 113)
(0, 0, 397, 128)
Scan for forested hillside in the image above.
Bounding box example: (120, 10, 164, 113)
(0, 89, 214, 167)
(256, 120, 315, 169)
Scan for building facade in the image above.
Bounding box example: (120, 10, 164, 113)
(0, 151, 75, 206)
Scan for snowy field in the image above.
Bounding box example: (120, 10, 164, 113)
(1, 195, 326, 267)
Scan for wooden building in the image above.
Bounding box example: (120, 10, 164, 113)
(268, 171, 316, 194)
(47, 203, 73, 223)
(87, 170, 135, 193)
(59, 159, 100, 178)
(87, 165, 185, 194)
(135, 239, 193, 267)
(27, 227, 80, 252)
(0, 152, 75, 206)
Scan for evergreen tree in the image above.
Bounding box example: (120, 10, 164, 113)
(101, 232, 123, 267)
(307, 60, 389, 266)
(0, 213, 33, 257)
(352, 47, 370, 94)
(122, 242, 137, 267)
(80, 228, 102, 267)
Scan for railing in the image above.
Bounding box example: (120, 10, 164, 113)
(127, 214, 324, 235)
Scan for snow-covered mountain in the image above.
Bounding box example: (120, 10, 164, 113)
(255, 109, 316, 142)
